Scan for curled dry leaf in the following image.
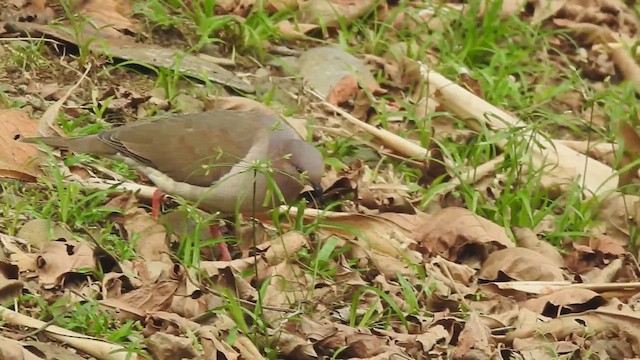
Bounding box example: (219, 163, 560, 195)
(0, 109, 43, 181)
(36, 239, 96, 288)
(520, 288, 606, 316)
(75, 0, 138, 38)
(0, 261, 23, 303)
(478, 247, 566, 282)
(597, 192, 640, 247)
(412, 207, 514, 264)
(454, 313, 494, 359)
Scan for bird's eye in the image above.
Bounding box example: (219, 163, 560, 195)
(295, 166, 303, 173)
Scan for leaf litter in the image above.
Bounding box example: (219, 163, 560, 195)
(0, 0, 640, 359)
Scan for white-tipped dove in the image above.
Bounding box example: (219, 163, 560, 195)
(22, 110, 325, 215)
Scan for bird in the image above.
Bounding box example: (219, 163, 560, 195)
(21, 110, 325, 260)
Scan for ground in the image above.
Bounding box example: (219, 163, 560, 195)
(0, 0, 640, 359)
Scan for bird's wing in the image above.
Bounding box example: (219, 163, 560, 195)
(101, 111, 276, 186)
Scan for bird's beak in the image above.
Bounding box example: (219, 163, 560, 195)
(312, 183, 324, 202)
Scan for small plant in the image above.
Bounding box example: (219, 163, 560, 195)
(6, 39, 48, 71)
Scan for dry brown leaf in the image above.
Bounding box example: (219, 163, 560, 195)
(276, 20, 318, 38)
(520, 288, 606, 316)
(514, 339, 579, 360)
(412, 207, 514, 264)
(265, 0, 298, 11)
(0, 234, 37, 272)
(507, 301, 640, 355)
(75, 0, 138, 38)
(7, 0, 54, 24)
(454, 313, 493, 359)
(0, 336, 41, 360)
(145, 332, 198, 360)
(479, 247, 565, 282)
(23, 341, 87, 360)
(36, 239, 96, 288)
(531, 0, 568, 23)
(310, 211, 423, 261)
(299, 0, 376, 27)
(589, 234, 627, 256)
(0, 261, 23, 303)
(597, 192, 640, 247)
(117, 198, 173, 264)
(107, 281, 179, 315)
(512, 226, 564, 266)
(16, 219, 75, 251)
(0, 109, 42, 181)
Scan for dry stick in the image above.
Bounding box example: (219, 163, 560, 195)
(306, 88, 429, 159)
(308, 89, 508, 190)
(0, 306, 136, 360)
(419, 64, 618, 198)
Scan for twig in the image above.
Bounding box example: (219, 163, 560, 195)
(306, 88, 429, 159)
(0, 306, 136, 360)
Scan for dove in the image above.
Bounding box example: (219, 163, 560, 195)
(22, 110, 325, 260)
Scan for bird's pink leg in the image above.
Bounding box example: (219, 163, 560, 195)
(151, 189, 165, 219)
(209, 224, 232, 261)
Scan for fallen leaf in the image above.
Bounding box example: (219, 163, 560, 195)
(144, 331, 198, 360)
(299, 0, 376, 27)
(478, 247, 566, 282)
(531, 0, 568, 23)
(276, 20, 318, 39)
(36, 239, 96, 288)
(454, 313, 493, 358)
(412, 207, 514, 264)
(76, 0, 139, 38)
(520, 288, 606, 316)
(16, 219, 75, 251)
(0, 109, 42, 181)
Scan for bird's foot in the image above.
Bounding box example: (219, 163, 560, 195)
(209, 224, 232, 261)
(151, 188, 166, 219)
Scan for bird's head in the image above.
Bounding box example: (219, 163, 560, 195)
(277, 138, 325, 200)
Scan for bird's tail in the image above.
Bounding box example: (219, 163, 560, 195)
(19, 136, 73, 150)
(19, 134, 114, 154)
